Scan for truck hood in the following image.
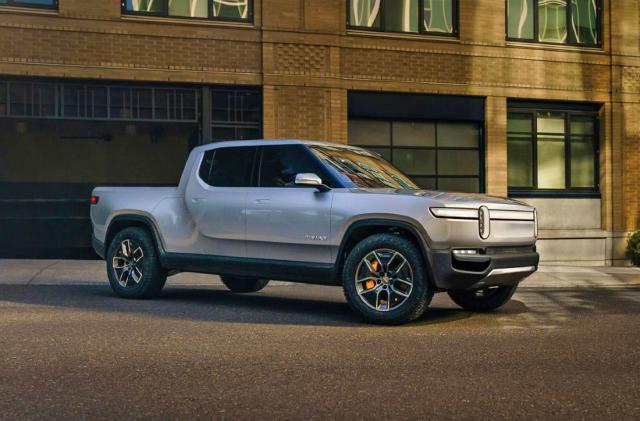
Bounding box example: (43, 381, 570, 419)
(343, 188, 532, 210)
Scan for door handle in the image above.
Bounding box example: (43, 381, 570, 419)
(254, 198, 270, 204)
(191, 197, 207, 202)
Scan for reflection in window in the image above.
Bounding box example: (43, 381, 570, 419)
(349, 0, 381, 29)
(348, 119, 481, 192)
(423, 0, 453, 33)
(507, 0, 534, 39)
(0, 0, 57, 8)
(123, 0, 252, 21)
(212, 0, 249, 19)
(349, 0, 456, 36)
(507, 0, 599, 46)
(507, 107, 599, 193)
(539, 0, 567, 43)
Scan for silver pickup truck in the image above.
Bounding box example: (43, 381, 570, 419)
(91, 139, 538, 324)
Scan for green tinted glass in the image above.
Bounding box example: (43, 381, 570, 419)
(212, 0, 249, 19)
(349, 0, 381, 28)
(383, 0, 419, 33)
(126, 0, 163, 13)
(571, 0, 598, 45)
(507, 0, 534, 39)
(423, 0, 454, 33)
(169, 0, 208, 18)
(392, 149, 436, 175)
(570, 136, 596, 187)
(539, 0, 567, 43)
(507, 135, 534, 188)
(537, 135, 566, 188)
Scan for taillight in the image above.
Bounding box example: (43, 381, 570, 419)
(90, 196, 99, 205)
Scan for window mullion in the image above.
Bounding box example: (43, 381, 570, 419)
(565, 113, 571, 188)
(533, 0, 539, 43)
(532, 111, 538, 189)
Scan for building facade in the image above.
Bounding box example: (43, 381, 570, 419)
(0, 0, 637, 265)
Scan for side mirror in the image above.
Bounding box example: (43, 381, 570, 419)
(294, 173, 331, 192)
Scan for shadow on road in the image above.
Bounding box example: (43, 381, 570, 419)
(0, 284, 473, 327)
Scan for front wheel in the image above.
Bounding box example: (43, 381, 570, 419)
(342, 233, 433, 325)
(221, 276, 269, 293)
(447, 284, 518, 312)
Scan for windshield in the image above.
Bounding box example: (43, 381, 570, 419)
(309, 145, 418, 189)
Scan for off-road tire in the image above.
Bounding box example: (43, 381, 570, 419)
(106, 227, 167, 299)
(342, 233, 433, 325)
(221, 276, 269, 293)
(447, 284, 519, 312)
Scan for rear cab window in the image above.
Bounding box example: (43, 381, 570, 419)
(198, 146, 257, 187)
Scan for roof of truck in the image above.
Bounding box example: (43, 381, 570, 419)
(192, 139, 360, 153)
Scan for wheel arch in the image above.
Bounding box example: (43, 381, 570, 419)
(335, 218, 434, 285)
(105, 214, 165, 258)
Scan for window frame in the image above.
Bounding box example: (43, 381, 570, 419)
(507, 104, 601, 198)
(505, 0, 603, 48)
(347, 0, 459, 38)
(121, 0, 253, 23)
(0, 0, 58, 10)
(348, 118, 484, 193)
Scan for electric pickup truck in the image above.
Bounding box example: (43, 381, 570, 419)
(91, 139, 539, 324)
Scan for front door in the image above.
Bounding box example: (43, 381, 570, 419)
(246, 145, 333, 264)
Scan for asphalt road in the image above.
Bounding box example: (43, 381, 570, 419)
(1, 282, 639, 420)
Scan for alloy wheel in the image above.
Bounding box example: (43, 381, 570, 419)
(112, 239, 144, 288)
(354, 248, 413, 312)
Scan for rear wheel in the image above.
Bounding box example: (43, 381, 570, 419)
(342, 233, 432, 325)
(447, 284, 518, 312)
(106, 227, 167, 299)
(221, 276, 269, 293)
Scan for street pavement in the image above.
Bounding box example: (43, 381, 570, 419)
(1, 260, 639, 420)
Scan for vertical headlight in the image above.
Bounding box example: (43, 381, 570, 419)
(478, 206, 490, 239)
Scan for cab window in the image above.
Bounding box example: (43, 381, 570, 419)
(199, 146, 256, 187)
(258, 145, 332, 188)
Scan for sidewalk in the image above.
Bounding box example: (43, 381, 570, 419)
(1, 259, 639, 288)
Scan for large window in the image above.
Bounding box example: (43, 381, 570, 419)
(0, 0, 57, 9)
(507, 105, 599, 195)
(122, 0, 252, 22)
(507, 0, 601, 46)
(348, 0, 457, 36)
(348, 119, 482, 192)
(210, 88, 261, 141)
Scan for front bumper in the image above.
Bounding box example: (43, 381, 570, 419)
(427, 246, 539, 291)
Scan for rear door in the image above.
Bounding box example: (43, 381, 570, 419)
(246, 144, 333, 263)
(185, 146, 257, 257)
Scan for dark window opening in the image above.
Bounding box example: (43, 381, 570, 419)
(207, 146, 256, 187)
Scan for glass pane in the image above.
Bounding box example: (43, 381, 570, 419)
(437, 123, 480, 148)
(349, 0, 381, 28)
(508, 112, 533, 133)
(537, 135, 566, 188)
(392, 149, 436, 175)
(411, 176, 436, 190)
(125, 0, 163, 13)
(212, 0, 249, 19)
(348, 119, 390, 146)
(260, 145, 329, 188)
(366, 147, 392, 161)
(13, 0, 55, 5)
(437, 150, 479, 176)
(570, 115, 595, 135)
(210, 146, 255, 187)
(392, 121, 435, 147)
(508, 135, 534, 187)
(571, 0, 598, 45)
(537, 111, 565, 134)
(437, 177, 479, 193)
(539, 0, 567, 43)
(570, 136, 595, 187)
(423, 0, 454, 33)
(383, 0, 418, 33)
(169, 0, 208, 18)
(507, 0, 534, 39)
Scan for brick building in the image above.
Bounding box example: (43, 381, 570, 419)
(0, 0, 637, 265)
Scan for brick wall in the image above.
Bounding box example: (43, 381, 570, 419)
(0, 0, 639, 246)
